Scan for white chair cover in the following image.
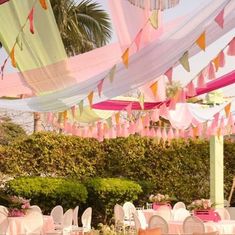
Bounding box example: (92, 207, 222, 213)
(123, 202, 136, 222)
(155, 205, 172, 221)
(50, 205, 63, 229)
(173, 202, 186, 211)
(114, 204, 125, 226)
(0, 211, 8, 235)
(148, 215, 168, 234)
(29, 205, 42, 214)
(215, 208, 231, 220)
(72, 206, 79, 226)
(173, 208, 190, 221)
(183, 215, 205, 234)
(137, 210, 148, 229)
(81, 207, 92, 232)
(133, 212, 141, 233)
(23, 211, 44, 235)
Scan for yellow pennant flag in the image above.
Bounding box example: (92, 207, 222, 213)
(10, 47, 17, 68)
(115, 112, 120, 125)
(88, 91, 94, 108)
(193, 126, 198, 138)
(109, 65, 116, 83)
(63, 111, 67, 122)
(196, 32, 206, 51)
(139, 93, 145, 110)
(213, 54, 220, 72)
(179, 51, 190, 72)
(225, 103, 231, 118)
(150, 82, 158, 97)
(39, 0, 47, 10)
(122, 48, 129, 68)
(79, 100, 83, 115)
(149, 10, 158, 29)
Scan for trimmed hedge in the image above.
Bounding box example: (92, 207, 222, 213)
(5, 177, 88, 213)
(85, 178, 142, 223)
(0, 132, 234, 206)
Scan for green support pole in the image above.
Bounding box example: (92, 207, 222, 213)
(210, 135, 224, 208)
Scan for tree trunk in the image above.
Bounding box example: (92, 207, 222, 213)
(33, 112, 41, 133)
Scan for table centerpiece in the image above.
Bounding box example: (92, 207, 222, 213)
(149, 193, 173, 210)
(7, 196, 30, 217)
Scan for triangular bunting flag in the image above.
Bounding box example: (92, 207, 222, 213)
(135, 29, 143, 51)
(109, 65, 116, 83)
(225, 103, 231, 118)
(10, 47, 17, 67)
(186, 81, 196, 97)
(196, 32, 206, 51)
(179, 51, 190, 72)
(218, 51, 225, 67)
(28, 7, 35, 34)
(97, 79, 104, 97)
(193, 126, 199, 138)
(208, 62, 216, 80)
(79, 100, 84, 115)
(122, 48, 129, 68)
(149, 10, 158, 29)
(39, 0, 47, 10)
(227, 37, 235, 56)
(150, 81, 158, 97)
(139, 93, 145, 110)
(215, 9, 224, 28)
(115, 112, 120, 125)
(213, 54, 220, 72)
(106, 117, 112, 128)
(169, 98, 176, 110)
(88, 91, 94, 108)
(164, 67, 173, 84)
(126, 103, 132, 117)
(197, 73, 206, 88)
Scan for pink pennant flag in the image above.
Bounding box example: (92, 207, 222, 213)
(227, 37, 235, 56)
(168, 128, 174, 140)
(126, 103, 132, 117)
(218, 51, 225, 67)
(186, 81, 196, 97)
(150, 109, 159, 122)
(208, 62, 216, 80)
(135, 29, 143, 51)
(164, 67, 173, 84)
(143, 114, 150, 127)
(156, 128, 162, 139)
(46, 112, 52, 123)
(215, 9, 224, 28)
(178, 89, 186, 103)
(0, 0, 9, 4)
(197, 73, 206, 88)
(174, 129, 179, 139)
(213, 112, 220, 128)
(159, 103, 169, 119)
(28, 7, 35, 34)
(169, 98, 176, 110)
(97, 79, 104, 97)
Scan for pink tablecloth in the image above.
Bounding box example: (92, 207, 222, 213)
(7, 215, 54, 235)
(168, 220, 235, 234)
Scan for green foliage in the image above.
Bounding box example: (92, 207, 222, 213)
(5, 177, 87, 214)
(0, 132, 104, 179)
(85, 178, 142, 224)
(0, 118, 26, 145)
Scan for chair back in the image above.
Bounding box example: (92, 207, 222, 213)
(50, 205, 63, 225)
(173, 208, 190, 221)
(173, 202, 186, 210)
(148, 215, 168, 234)
(133, 212, 141, 233)
(30, 205, 42, 214)
(0, 206, 8, 217)
(137, 210, 148, 229)
(81, 207, 92, 231)
(23, 211, 43, 235)
(183, 215, 205, 234)
(114, 204, 125, 225)
(123, 202, 136, 221)
(155, 205, 172, 221)
(63, 209, 73, 229)
(72, 206, 79, 226)
(215, 207, 231, 220)
(0, 211, 8, 234)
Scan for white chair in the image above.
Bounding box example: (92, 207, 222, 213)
(173, 208, 190, 221)
(123, 202, 136, 225)
(173, 202, 186, 210)
(155, 205, 172, 221)
(50, 205, 63, 230)
(133, 212, 141, 233)
(215, 207, 231, 220)
(137, 210, 148, 229)
(148, 215, 169, 234)
(29, 205, 42, 214)
(0, 206, 8, 216)
(224, 200, 230, 207)
(23, 211, 44, 235)
(114, 204, 125, 232)
(72, 206, 79, 227)
(0, 211, 8, 235)
(183, 215, 205, 234)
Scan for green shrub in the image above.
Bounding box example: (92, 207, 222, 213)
(85, 178, 142, 224)
(5, 177, 87, 213)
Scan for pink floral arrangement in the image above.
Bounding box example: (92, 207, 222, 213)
(188, 199, 214, 211)
(8, 196, 30, 217)
(149, 193, 171, 204)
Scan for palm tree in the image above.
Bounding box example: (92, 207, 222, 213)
(34, 0, 112, 132)
(50, 0, 112, 55)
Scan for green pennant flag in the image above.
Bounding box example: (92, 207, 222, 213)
(149, 10, 158, 29)
(179, 51, 190, 72)
(109, 65, 117, 83)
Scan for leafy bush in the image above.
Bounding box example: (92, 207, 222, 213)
(85, 178, 142, 224)
(5, 177, 87, 214)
